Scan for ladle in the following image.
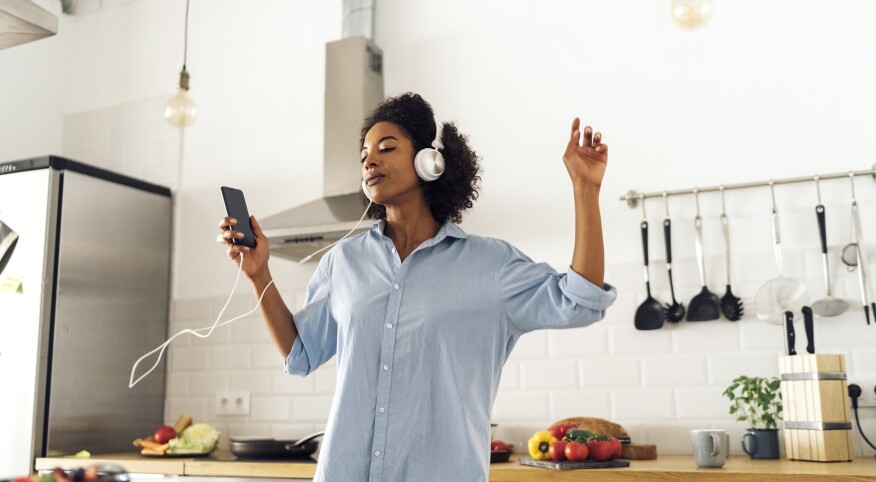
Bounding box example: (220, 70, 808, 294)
(635, 195, 666, 330)
(719, 186, 743, 321)
(810, 175, 849, 318)
(662, 192, 686, 322)
(755, 181, 808, 324)
(687, 189, 720, 321)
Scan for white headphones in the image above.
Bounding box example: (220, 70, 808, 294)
(362, 119, 445, 201)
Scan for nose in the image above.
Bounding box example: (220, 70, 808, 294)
(362, 153, 378, 170)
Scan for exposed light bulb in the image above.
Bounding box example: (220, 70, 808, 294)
(671, 0, 714, 30)
(164, 68, 197, 128)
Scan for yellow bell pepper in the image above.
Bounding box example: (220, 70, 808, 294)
(527, 430, 557, 460)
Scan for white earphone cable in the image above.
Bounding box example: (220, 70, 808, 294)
(129, 199, 373, 388)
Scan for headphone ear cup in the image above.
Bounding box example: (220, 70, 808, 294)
(361, 179, 373, 201)
(414, 148, 445, 181)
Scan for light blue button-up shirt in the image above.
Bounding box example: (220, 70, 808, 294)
(285, 219, 617, 481)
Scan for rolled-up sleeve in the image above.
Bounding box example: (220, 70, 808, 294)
(284, 254, 338, 376)
(496, 243, 617, 335)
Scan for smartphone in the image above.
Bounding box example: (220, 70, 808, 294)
(220, 186, 257, 248)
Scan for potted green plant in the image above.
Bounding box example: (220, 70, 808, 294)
(722, 375, 783, 459)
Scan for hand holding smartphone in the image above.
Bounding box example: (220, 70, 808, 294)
(221, 186, 257, 248)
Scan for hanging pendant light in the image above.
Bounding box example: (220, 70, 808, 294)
(165, 0, 197, 128)
(671, 0, 714, 30)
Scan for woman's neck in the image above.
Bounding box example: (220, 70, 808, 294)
(383, 202, 440, 261)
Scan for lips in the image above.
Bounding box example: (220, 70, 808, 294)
(365, 174, 385, 186)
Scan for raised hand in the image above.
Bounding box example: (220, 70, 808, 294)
(563, 117, 608, 189)
(219, 215, 270, 280)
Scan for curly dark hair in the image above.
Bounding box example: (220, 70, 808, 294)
(359, 92, 482, 224)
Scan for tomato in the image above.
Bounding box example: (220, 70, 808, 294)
(153, 425, 177, 444)
(588, 438, 615, 462)
(564, 441, 590, 462)
(609, 437, 622, 458)
(490, 440, 509, 452)
(549, 422, 578, 440)
(549, 441, 569, 461)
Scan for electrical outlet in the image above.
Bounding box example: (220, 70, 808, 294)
(215, 391, 251, 415)
(847, 376, 876, 408)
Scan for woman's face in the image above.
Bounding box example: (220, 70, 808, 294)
(361, 121, 420, 204)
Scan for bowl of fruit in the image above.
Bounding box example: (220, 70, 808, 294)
(489, 440, 513, 463)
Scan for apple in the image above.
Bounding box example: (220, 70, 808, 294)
(153, 425, 176, 444)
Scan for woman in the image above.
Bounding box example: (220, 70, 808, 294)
(220, 93, 616, 481)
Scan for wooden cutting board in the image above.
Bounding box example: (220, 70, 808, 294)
(518, 457, 630, 470)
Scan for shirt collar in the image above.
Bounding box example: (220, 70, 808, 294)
(371, 218, 468, 245)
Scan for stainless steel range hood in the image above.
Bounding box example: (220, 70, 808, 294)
(0, 0, 58, 50)
(260, 36, 384, 262)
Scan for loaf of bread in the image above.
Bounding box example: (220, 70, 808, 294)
(549, 417, 629, 438)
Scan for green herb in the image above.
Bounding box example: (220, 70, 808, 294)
(722, 375, 783, 430)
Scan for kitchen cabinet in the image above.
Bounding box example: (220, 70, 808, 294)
(35, 453, 876, 481)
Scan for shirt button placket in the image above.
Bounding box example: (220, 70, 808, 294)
(370, 269, 406, 480)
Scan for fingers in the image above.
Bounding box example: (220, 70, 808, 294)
(250, 215, 267, 240)
(221, 229, 245, 245)
(570, 118, 581, 141)
(595, 143, 608, 155)
(218, 216, 237, 229)
(582, 125, 593, 147)
(226, 244, 251, 258)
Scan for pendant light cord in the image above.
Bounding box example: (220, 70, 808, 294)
(183, 0, 190, 69)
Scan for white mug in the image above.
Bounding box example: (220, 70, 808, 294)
(690, 429, 726, 468)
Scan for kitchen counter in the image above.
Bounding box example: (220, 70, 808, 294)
(35, 452, 876, 480)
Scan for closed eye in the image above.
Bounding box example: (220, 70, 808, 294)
(360, 147, 396, 163)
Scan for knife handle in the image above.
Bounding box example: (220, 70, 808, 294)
(784, 311, 796, 356)
(802, 306, 814, 354)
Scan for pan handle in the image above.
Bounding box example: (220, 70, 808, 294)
(286, 431, 325, 450)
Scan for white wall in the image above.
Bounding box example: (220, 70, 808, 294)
(3, 0, 876, 457)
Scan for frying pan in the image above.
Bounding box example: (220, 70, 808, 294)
(230, 431, 324, 459)
(0, 218, 19, 277)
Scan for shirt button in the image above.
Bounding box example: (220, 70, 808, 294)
(386, 323, 393, 329)
(379, 407, 386, 413)
(391, 247, 396, 253)
(383, 364, 390, 371)
(374, 450, 381, 456)
(393, 284, 399, 289)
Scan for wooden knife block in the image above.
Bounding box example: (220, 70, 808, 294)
(779, 354, 854, 462)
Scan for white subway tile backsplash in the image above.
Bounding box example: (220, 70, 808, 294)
(272, 423, 321, 439)
(708, 350, 780, 387)
(642, 354, 707, 387)
(675, 388, 733, 420)
(852, 348, 876, 375)
(609, 327, 672, 355)
(520, 359, 578, 389)
(228, 370, 272, 394)
(315, 366, 337, 393)
(251, 395, 292, 422)
(508, 331, 548, 360)
(165, 373, 188, 397)
(611, 389, 674, 420)
(174, 298, 213, 322)
(226, 422, 272, 438)
(492, 391, 550, 421)
(643, 421, 705, 454)
(739, 320, 785, 350)
(252, 344, 285, 369)
(580, 356, 641, 388)
(292, 395, 335, 422)
(672, 323, 740, 353)
(170, 346, 208, 371)
(187, 372, 227, 396)
(709, 421, 750, 456)
(852, 419, 876, 457)
(549, 389, 611, 420)
(211, 345, 252, 370)
(166, 398, 207, 426)
(498, 361, 520, 390)
(230, 316, 273, 344)
(548, 327, 608, 358)
(212, 293, 262, 322)
(272, 371, 316, 394)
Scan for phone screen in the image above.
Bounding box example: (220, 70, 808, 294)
(220, 186, 256, 248)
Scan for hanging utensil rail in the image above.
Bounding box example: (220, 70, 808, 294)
(620, 164, 876, 208)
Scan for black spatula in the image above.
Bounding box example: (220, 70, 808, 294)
(635, 220, 666, 330)
(688, 210, 720, 321)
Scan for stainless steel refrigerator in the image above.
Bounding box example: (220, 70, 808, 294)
(0, 156, 171, 477)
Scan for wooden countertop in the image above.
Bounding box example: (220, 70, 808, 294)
(36, 452, 876, 480)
